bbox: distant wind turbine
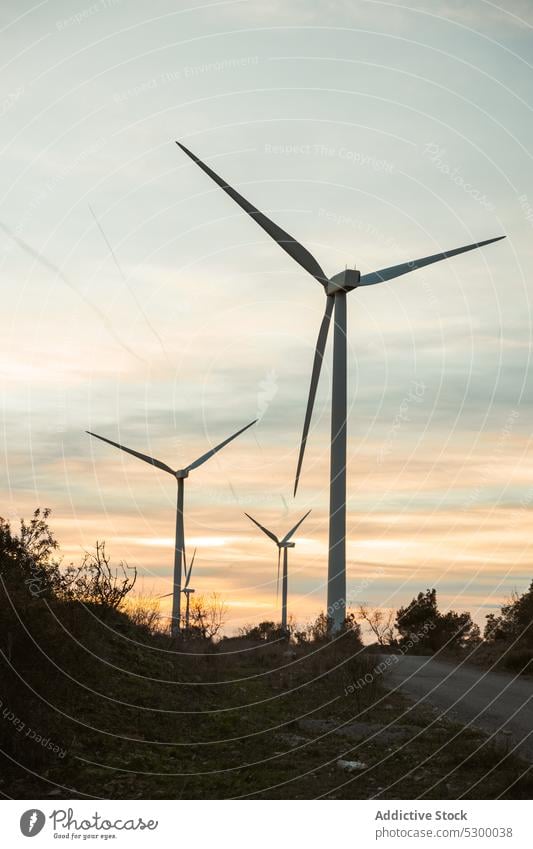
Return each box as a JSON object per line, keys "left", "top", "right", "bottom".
{"left": 182, "top": 548, "right": 196, "bottom": 632}
{"left": 245, "top": 510, "right": 311, "bottom": 633}
{"left": 87, "top": 419, "right": 256, "bottom": 634}
{"left": 176, "top": 141, "right": 506, "bottom": 632}
{"left": 160, "top": 547, "right": 196, "bottom": 632}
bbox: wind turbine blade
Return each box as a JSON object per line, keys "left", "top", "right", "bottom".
{"left": 294, "top": 296, "right": 334, "bottom": 496}
{"left": 86, "top": 431, "right": 175, "bottom": 475}
{"left": 182, "top": 539, "right": 187, "bottom": 583}
{"left": 276, "top": 546, "right": 281, "bottom": 601}
{"left": 185, "top": 548, "right": 196, "bottom": 588}
{"left": 184, "top": 419, "right": 256, "bottom": 472}
{"left": 281, "top": 509, "right": 312, "bottom": 544}
{"left": 244, "top": 513, "right": 279, "bottom": 545}
{"left": 176, "top": 142, "right": 329, "bottom": 289}
{"left": 158, "top": 592, "right": 173, "bottom": 599}
{"left": 348, "top": 236, "right": 506, "bottom": 287}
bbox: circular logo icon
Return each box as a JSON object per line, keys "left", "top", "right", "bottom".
{"left": 20, "top": 810, "right": 46, "bottom": 837}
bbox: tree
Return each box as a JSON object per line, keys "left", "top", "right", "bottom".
{"left": 188, "top": 592, "right": 226, "bottom": 640}
{"left": 0, "top": 511, "right": 137, "bottom": 614}
{"left": 484, "top": 581, "right": 533, "bottom": 648}
{"left": 291, "top": 612, "right": 330, "bottom": 644}
{"left": 61, "top": 541, "right": 136, "bottom": 610}
{"left": 357, "top": 604, "right": 395, "bottom": 646}
{"left": 437, "top": 610, "right": 480, "bottom": 650}
{"left": 0, "top": 508, "right": 62, "bottom": 598}
{"left": 239, "top": 620, "right": 285, "bottom": 642}
{"left": 292, "top": 611, "right": 363, "bottom": 646}
{"left": 396, "top": 588, "right": 479, "bottom": 652}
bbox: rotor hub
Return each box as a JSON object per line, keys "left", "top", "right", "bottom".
{"left": 326, "top": 267, "right": 360, "bottom": 295}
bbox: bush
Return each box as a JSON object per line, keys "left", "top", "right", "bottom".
{"left": 125, "top": 595, "right": 163, "bottom": 635}
{"left": 239, "top": 620, "right": 286, "bottom": 642}
{"left": 60, "top": 541, "right": 136, "bottom": 610}
{"left": 187, "top": 592, "right": 226, "bottom": 641}
{"left": 396, "top": 588, "right": 480, "bottom": 653}
{"left": 501, "top": 648, "right": 533, "bottom": 674}
{"left": 484, "top": 581, "right": 533, "bottom": 649}
{"left": 1, "top": 510, "right": 136, "bottom": 616}
{"left": 0, "top": 508, "right": 62, "bottom": 599}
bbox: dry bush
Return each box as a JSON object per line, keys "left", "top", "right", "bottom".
{"left": 61, "top": 541, "right": 136, "bottom": 610}
{"left": 188, "top": 592, "right": 226, "bottom": 641}
{"left": 125, "top": 594, "right": 163, "bottom": 635}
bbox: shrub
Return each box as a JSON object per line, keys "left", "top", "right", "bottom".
{"left": 239, "top": 620, "right": 286, "bottom": 642}
{"left": 396, "top": 588, "right": 479, "bottom": 652}
{"left": 484, "top": 581, "right": 533, "bottom": 649}
{"left": 60, "top": 541, "right": 136, "bottom": 610}
{"left": 0, "top": 508, "right": 62, "bottom": 599}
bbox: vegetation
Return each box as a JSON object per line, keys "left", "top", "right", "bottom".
{"left": 1, "top": 509, "right": 531, "bottom": 800}
{"left": 395, "top": 588, "right": 480, "bottom": 653}
{"left": 0, "top": 509, "right": 136, "bottom": 609}
{"left": 187, "top": 592, "right": 227, "bottom": 640}
{"left": 357, "top": 604, "right": 395, "bottom": 647}
{"left": 481, "top": 581, "right": 533, "bottom": 673}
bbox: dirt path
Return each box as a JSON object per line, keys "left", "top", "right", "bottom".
{"left": 380, "top": 654, "right": 533, "bottom": 760}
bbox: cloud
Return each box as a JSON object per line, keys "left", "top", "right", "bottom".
{"left": 220, "top": 0, "right": 533, "bottom": 30}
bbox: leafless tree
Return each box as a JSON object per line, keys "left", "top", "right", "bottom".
{"left": 357, "top": 603, "right": 395, "bottom": 646}
{"left": 188, "top": 592, "right": 226, "bottom": 640}
{"left": 62, "top": 541, "right": 136, "bottom": 609}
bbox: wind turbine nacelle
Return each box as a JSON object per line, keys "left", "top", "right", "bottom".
{"left": 281, "top": 541, "right": 296, "bottom": 549}
{"left": 175, "top": 469, "right": 189, "bottom": 479}
{"left": 327, "top": 268, "right": 361, "bottom": 295}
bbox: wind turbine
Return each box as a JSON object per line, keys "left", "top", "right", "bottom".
{"left": 176, "top": 141, "right": 505, "bottom": 633}
{"left": 87, "top": 419, "right": 256, "bottom": 635}
{"left": 245, "top": 510, "right": 311, "bottom": 633}
{"left": 182, "top": 548, "right": 196, "bottom": 632}
{"left": 159, "top": 547, "right": 196, "bottom": 632}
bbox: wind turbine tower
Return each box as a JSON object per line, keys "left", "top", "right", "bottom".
{"left": 245, "top": 510, "right": 311, "bottom": 633}
{"left": 87, "top": 419, "right": 256, "bottom": 634}
{"left": 177, "top": 141, "right": 505, "bottom": 632}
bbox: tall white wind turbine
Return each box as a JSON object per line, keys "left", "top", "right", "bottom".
{"left": 245, "top": 510, "right": 311, "bottom": 633}
{"left": 87, "top": 420, "right": 256, "bottom": 634}
{"left": 177, "top": 141, "right": 505, "bottom": 632}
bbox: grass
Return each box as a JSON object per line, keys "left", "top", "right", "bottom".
{"left": 1, "top": 597, "right": 532, "bottom": 800}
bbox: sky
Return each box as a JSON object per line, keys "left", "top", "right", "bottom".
{"left": 1, "top": 0, "right": 533, "bottom": 636}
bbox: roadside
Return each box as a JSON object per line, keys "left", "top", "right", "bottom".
{"left": 379, "top": 653, "right": 533, "bottom": 761}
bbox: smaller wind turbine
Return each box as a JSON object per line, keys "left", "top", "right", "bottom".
{"left": 160, "top": 547, "right": 196, "bottom": 632}
{"left": 182, "top": 548, "right": 196, "bottom": 632}
{"left": 245, "top": 510, "right": 311, "bottom": 633}
{"left": 87, "top": 418, "right": 256, "bottom": 635}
